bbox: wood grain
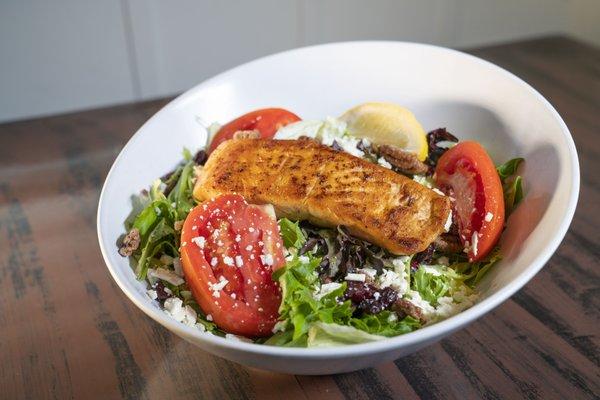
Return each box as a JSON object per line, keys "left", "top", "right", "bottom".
{"left": 0, "top": 36, "right": 598, "bottom": 399}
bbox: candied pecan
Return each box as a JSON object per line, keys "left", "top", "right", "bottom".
{"left": 434, "top": 233, "right": 463, "bottom": 254}
{"left": 174, "top": 220, "right": 184, "bottom": 231}
{"left": 298, "top": 135, "right": 319, "bottom": 142}
{"left": 232, "top": 130, "right": 260, "bottom": 139}
{"left": 393, "top": 298, "right": 425, "bottom": 323}
{"left": 377, "top": 144, "right": 429, "bottom": 175}
{"left": 118, "top": 228, "right": 140, "bottom": 257}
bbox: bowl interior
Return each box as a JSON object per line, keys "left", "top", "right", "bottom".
{"left": 98, "top": 42, "right": 578, "bottom": 359}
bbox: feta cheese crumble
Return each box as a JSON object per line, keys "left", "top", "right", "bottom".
{"left": 209, "top": 277, "right": 229, "bottom": 298}
{"left": 345, "top": 273, "right": 366, "bottom": 282}
{"left": 148, "top": 268, "right": 184, "bottom": 286}
{"left": 377, "top": 157, "right": 392, "bottom": 169}
{"left": 225, "top": 333, "right": 253, "bottom": 342}
{"left": 313, "top": 282, "right": 343, "bottom": 300}
{"left": 163, "top": 297, "right": 197, "bottom": 327}
{"left": 235, "top": 255, "right": 244, "bottom": 268}
{"left": 173, "top": 258, "right": 183, "bottom": 276}
{"left": 413, "top": 174, "right": 434, "bottom": 188}
{"left": 485, "top": 212, "right": 494, "bottom": 222}
{"left": 191, "top": 236, "right": 206, "bottom": 248}
{"left": 444, "top": 210, "right": 453, "bottom": 232}
{"left": 472, "top": 231, "right": 479, "bottom": 257}
{"left": 260, "top": 254, "right": 274, "bottom": 266}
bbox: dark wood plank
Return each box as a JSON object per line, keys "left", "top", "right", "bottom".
{"left": 0, "top": 36, "right": 598, "bottom": 400}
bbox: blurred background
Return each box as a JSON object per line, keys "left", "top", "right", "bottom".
{"left": 1, "top": 0, "right": 599, "bottom": 123}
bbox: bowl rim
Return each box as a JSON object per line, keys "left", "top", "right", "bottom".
{"left": 97, "top": 40, "right": 580, "bottom": 358}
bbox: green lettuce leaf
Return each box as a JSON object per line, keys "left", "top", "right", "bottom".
{"left": 307, "top": 322, "right": 385, "bottom": 346}
{"left": 496, "top": 157, "right": 525, "bottom": 215}
{"left": 496, "top": 158, "right": 524, "bottom": 180}
{"left": 167, "top": 161, "right": 196, "bottom": 220}
{"left": 350, "top": 313, "right": 420, "bottom": 337}
{"left": 450, "top": 248, "right": 502, "bottom": 288}
{"left": 136, "top": 219, "right": 175, "bottom": 279}
{"left": 412, "top": 265, "right": 464, "bottom": 305}
{"left": 503, "top": 175, "right": 524, "bottom": 215}
{"left": 278, "top": 218, "right": 306, "bottom": 249}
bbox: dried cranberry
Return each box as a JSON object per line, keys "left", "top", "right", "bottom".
{"left": 345, "top": 281, "right": 376, "bottom": 303}
{"left": 344, "top": 282, "right": 398, "bottom": 315}
{"left": 359, "top": 287, "right": 398, "bottom": 314}
{"left": 154, "top": 282, "right": 170, "bottom": 301}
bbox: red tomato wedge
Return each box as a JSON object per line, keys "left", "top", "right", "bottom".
{"left": 208, "top": 108, "right": 301, "bottom": 153}
{"left": 180, "top": 194, "right": 285, "bottom": 337}
{"left": 435, "top": 141, "right": 505, "bottom": 261}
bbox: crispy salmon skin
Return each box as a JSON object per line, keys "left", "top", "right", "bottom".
{"left": 194, "top": 138, "right": 451, "bottom": 255}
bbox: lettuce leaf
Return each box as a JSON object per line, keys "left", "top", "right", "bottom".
{"left": 411, "top": 265, "right": 465, "bottom": 305}
{"left": 496, "top": 157, "right": 524, "bottom": 180}
{"left": 503, "top": 175, "right": 524, "bottom": 215}
{"left": 496, "top": 157, "right": 525, "bottom": 215}
{"left": 278, "top": 218, "right": 306, "bottom": 249}
{"left": 350, "top": 313, "right": 420, "bottom": 336}
{"left": 450, "top": 248, "right": 502, "bottom": 288}
{"left": 413, "top": 267, "right": 452, "bottom": 305}
{"left": 307, "top": 322, "right": 385, "bottom": 346}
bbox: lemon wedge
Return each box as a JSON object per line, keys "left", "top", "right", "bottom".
{"left": 339, "top": 102, "right": 428, "bottom": 161}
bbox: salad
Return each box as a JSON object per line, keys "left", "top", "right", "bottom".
{"left": 118, "top": 102, "right": 524, "bottom": 346}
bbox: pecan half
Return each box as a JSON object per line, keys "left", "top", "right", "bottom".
{"left": 232, "top": 130, "right": 261, "bottom": 139}
{"left": 392, "top": 298, "right": 425, "bottom": 323}
{"left": 377, "top": 144, "right": 429, "bottom": 175}
{"left": 434, "top": 233, "right": 463, "bottom": 254}
{"left": 118, "top": 228, "right": 140, "bottom": 257}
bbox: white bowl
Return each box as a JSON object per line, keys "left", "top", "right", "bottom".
{"left": 97, "top": 41, "right": 579, "bottom": 375}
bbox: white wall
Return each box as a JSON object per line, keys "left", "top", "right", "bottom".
{"left": 1, "top": 0, "right": 598, "bottom": 123}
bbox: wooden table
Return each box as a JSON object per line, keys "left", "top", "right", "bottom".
{"left": 1, "top": 36, "right": 598, "bottom": 399}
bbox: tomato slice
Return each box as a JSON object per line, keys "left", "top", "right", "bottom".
{"left": 435, "top": 141, "right": 505, "bottom": 261}
{"left": 180, "top": 194, "right": 285, "bottom": 337}
{"left": 208, "top": 108, "right": 301, "bottom": 153}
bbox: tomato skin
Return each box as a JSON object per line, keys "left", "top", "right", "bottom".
{"left": 208, "top": 108, "right": 301, "bottom": 153}
{"left": 180, "top": 195, "right": 285, "bottom": 337}
{"left": 435, "top": 141, "right": 505, "bottom": 261}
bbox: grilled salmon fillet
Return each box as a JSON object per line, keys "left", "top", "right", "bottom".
{"left": 194, "top": 138, "right": 451, "bottom": 255}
